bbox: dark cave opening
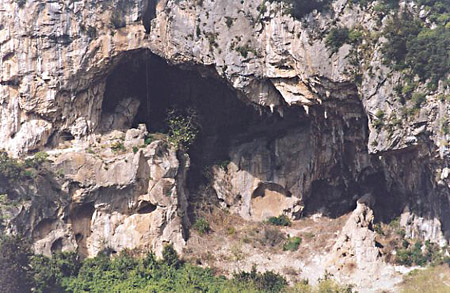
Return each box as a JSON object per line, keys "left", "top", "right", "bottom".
{"left": 100, "top": 49, "right": 308, "bottom": 191}
{"left": 99, "top": 49, "right": 407, "bottom": 223}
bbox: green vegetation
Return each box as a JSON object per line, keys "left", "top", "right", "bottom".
{"left": 144, "top": 134, "right": 154, "bottom": 145}
{"left": 235, "top": 44, "right": 258, "bottom": 58}
{"left": 0, "top": 150, "right": 48, "bottom": 182}
{"left": 269, "top": 0, "right": 332, "bottom": 20}
{"left": 32, "top": 252, "right": 81, "bottom": 293}
{"left": 1, "top": 236, "right": 292, "bottom": 293}
{"left": 382, "top": 5, "right": 449, "bottom": 89}
{"left": 110, "top": 141, "right": 125, "bottom": 153}
{"left": 192, "top": 217, "right": 210, "bottom": 235}
{"left": 395, "top": 240, "right": 449, "bottom": 266}
{"left": 0, "top": 235, "right": 33, "bottom": 293}
{"left": 167, "top": 108, "right": 199, "bottom": 150}
{"left": 283, "top": 236, "right": 302, "bottom": 251}
{"left": 266, "top": 215, "right": 291, "bottom": 226}
{"left": 373, "top": 109, "right": 385, "bottom": 129}
{"left": 0, "top": 235, "right": 369, "bottom": 292}
{"left": 290, "top": 276, "right": 355, "bottom": 292}
{"left": 325, "top": 27, "right": 363, "bottom": 54}
{"left": 410, "top": 92, "right": 426, "bottom": 110}
{"left": 233, "top": 265, "right": 287, "bottom": 292}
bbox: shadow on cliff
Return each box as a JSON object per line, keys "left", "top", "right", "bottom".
{"left": 97, "top": 49, "right": 449, "bottom": 239}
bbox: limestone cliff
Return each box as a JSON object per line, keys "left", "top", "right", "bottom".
{"left": 0, "top": 0, "right": 449, "bottom": 290}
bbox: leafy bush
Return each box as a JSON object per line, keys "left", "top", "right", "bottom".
{"left": 410, "top": 92, "right": 426, "bottom": 109}
{"left": 167, "top": 108, "right": 199, "bottom": 150}
{"left": 1, "top": 238, "right": 362, "bottom": 292}
{"left": 283, "top": 236, "right": 302, "bottom": 251}
{"left": 0, "top": 235, "right": 34, "bottom": 293}
{"left": 47, "top": 244, "right": 269, "bottom": 292}
{"left": 31, "top": 252, "right": 81, "bottom": 293}
{"left": 192, "top": 217, "right": 210, "bottom": 235}
{"left": 395, "top": 240, "right": 450, "bottom": 266}
{"left": 24, "top": 151, "right": 49, "bottom": 169}
{"left": 382, "top": 6, "right": 449, "bottom": 88}
{"left": 0, "top": 150, "right": 41, "bottom": 182}
{"left": 235, "top": 44, "right": 258, "bottom": 58}
{"left": 162, "top": 244, "right": 181, "bottom": 268}
{"left": 266, "top": 215, "right": 291, "bottom": 226}
{"left": 233, "top": 265, "right": 288, "bottom": 293}
{"left": 144, "top": 134, "right": 154, "bottom": 145}
{"left": 110, "top": 141, "right": 125, "bottom": 153}
{"left": 326, "top": 27, "right": 350, "bottom": 53}
{"left": 373, "top": 109, "right": 385, "bottom": 129}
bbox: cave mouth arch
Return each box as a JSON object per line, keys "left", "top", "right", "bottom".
{"left": 99, "top": 49, "right": 307, "bottom": 190}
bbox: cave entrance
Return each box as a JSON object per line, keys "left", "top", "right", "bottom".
{"left": 100, "top": 49, "right": 306, "bottom": 191}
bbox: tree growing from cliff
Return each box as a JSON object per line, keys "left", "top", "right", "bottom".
{"left": 167, "top": 108, "right": 200, "bottom": 150}
{"left": 0, "top": 235, "right": 34, "bottom": 293}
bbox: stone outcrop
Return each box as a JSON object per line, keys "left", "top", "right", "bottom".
{"left": 1, "top": 125, "right": 189, "bottom": 257}
{"left": 328, "top": 195, "right": 401, "bottom": 290}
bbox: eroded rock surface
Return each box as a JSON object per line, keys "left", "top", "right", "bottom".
{"left": 2, "top": 126, "right": 189, "bottom": 257}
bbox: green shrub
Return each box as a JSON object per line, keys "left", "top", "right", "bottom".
{"left": 0, "top": 235, "right": 34, "bottom": 293}
{"left": 192, "top": 218, "right": 210, "bottom": 235}
{"left": 24, "top": 151, "right": 49, "bottom": 169}
{"left": 325, "top": 27, "right": 350, "bottom": 54}
{"left": 233, "top": 265, "right": 288, "bottom": 293}
{"left": 31, "top": 252, "right": 81, "bottom": 293}
{"left": 382, "top": 7, "right": 449, "bottom": 88}
{"left": 411, "top": 92, "right": 426, "bottom": 109}
{"left": 235, "top": 44, "right": 258, "bottom": 58}
{"left": 395, "top": 240, "right": 449, "bottom": 266}
{"left": 132, "top": 146, "right": 139, "bottom": 154}
{"left": 144, "top": 134, "right": 154, "bottom": 145}
{"left": 283, "top": 236, "right": 302, "bottom": 251}
{"left": 162, "top": 244, "right": 180, "bottom": 268}
{"left": 266, "top": 215, "right": 291, "bottom": 226}
{"left": 373, "top": 109, "right": 385, "bottom": 129}
{"left": 167, "top": 108, "right": 199, "bottom": 150}
{"left": 0, "top": 150, "right": 35, "bottom": 182}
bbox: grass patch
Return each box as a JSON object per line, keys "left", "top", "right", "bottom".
{"left": 400, "top": 265, "right": 450, "bottom": 293}
{"left": 283, "top": 236, "right": 302, "bottom": 251}
{"left": 192, "top": 218, "right": 210, "bottom": 235}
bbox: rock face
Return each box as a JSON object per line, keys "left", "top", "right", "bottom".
{"left": 1, "top": 126, "right": 189, "bottom": 257}
{"left": 328, "top": 195, "right": 400, "bottom": 289}
{"left": 0, "top": 0, "right": 449, "bottom": 288}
